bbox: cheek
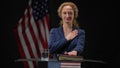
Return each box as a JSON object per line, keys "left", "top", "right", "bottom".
{"left": 61, "top": 15, "right": 66, "bottom": 19}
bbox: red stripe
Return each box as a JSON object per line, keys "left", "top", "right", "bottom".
{"left": 44, "top": 15, "right": 50, "bottom": 47}
{"left": 22, "top": 29, "right": 34, "bottom": 58}
{"left": 46, "top": 15, "right": 50, "bottom": 31}
{"left": 23, "top": 7, "right": 35, "bottom": 59}
{"left": 28, "top": 8, "right": 41, "bottom": 58}
{"left": 44, "top": 17, "right": 49, "bottom": 48}
{"left": 21, "top": 15, "right": 26, "bottom": 32}
{"left": 14, "top": 8, "right": 30, "bottom": 68}
{"left": 36, "top": 21, "right": 46, "bottom": 49}
{"left": 41, "top": 18, "right": 48, "bottom": 49}
{"left": 26, "top": 6, "right": 37, "bottom": 68}
{"left": 13, "top": 27, "right": 29, "bottom": 68}
{"left": 29, "top": 22, "right": 41, "bottom": 58}
{"left": 21, "top": 6, "right": 35, "bottom": 68}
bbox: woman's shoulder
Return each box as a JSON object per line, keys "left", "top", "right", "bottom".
{"left": 78, "top": 28, "right": 85, "bottom": 34}
{"left": 79, "top": 28, "right": 85, "bottom": 32}
{"left": 73, "top": 26, "right": 85, "bottom": 33}
{"left": 50, "top": 27, "right": 60, "bottom": 32}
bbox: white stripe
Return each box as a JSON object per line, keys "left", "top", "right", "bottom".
{"left": 38, "top": 20, "right": 46, "bottom": 53}
{"left": 30, "top": 7, "right": 44, "bottom": 57}
{"left": 29, "top": 0, "right": 31, "bottom": 6}
{"left": 23, "top": 7, "right": 39, "bottom": 58}
{"left": 38, "top": 40, "right": 44, "bottom": 57}
{"left": 18, "top": 23, "right": 34, "bottom": 68}
{"left": 25, "top": 26, "right": 38, "bottom": 58}
{"left": 43, "top": 16, "right": 49, "bottom": 43}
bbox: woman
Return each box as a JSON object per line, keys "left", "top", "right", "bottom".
{"left": 48, "top": 2, "right": 85, "bottom": 57}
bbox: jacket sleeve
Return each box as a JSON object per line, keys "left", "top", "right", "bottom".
{"left": 48, "top": 28, "right": 68, "bottom": 54}
{"left": 74, "top": 29, "right": 85, "bottom": 55}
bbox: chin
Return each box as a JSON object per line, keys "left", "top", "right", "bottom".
{"left": 66, "top": 21, "right": 71, "bottom": 23}
{"left": 65, "top": 21, "right": 72, "bottom": 23}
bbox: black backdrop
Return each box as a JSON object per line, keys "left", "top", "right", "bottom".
{"left": 0, "top": 0, "right": 118, "bottom": 68}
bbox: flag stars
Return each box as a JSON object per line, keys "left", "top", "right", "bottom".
{"left": 41, "top": 6, "right": 43, "bottom": 9}
{"left": 35, "top": 1, "right": 38, "bottom": 5}
{"left": 35, "top": 16, "right": 38, "bottom": 20}
{"left": 45, "top": 10, "right": 48, "bottom": 13}
{"left": 32, "top": 0, "right": 48, "bottom": 20}
{"left": 36, "top": 12, "right": 39, "bottom": 15}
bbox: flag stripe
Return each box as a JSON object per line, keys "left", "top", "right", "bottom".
{"left": 35, "top": 21, "right": 44, "bottom": 51}
{"left": 38, "top": 20, "right": 47, "bottom": 49}
{"left": 25, "top": 26, "right": 37, "bottom": 68}
{"left": 22, "top": 3, "right": 38, "bottom": 68}
{"left": 13, "top": 0, "right": 50, "bottom": 68}
{"left": 18, "top": 23, "right": 34, "bottom": 68}
{"left": 21, "top": 6, "right": 36, "bottom": 68}
{"left": 29, "top": 4, "right": 42, "bottom": 58}
{"left": 42, "top": 17, "right": 48, "bottom": 48}
{"left": 44, "top": 15, "right": 50, "bottom": 43}
{"left": 14, "top": 26, "right": 29, "bottom": 68}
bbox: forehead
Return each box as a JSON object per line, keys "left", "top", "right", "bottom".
{"left": 62, "top": 5, "right": 73, "bottom": 11}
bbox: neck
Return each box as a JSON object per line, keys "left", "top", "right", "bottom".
{"left": 63, "top": 24, "right": 72, "bottom": 32}
{"left": 63, "top": 22, "right": 72, "bottom": 29}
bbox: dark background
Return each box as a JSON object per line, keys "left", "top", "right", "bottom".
{"left": 0, "top": 0, "right": 118, "bottom": 68}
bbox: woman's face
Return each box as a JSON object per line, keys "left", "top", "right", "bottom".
{"left": 61, "top": 5, "right": 74, "bottom": 24}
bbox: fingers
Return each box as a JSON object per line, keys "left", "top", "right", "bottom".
{"left": 65, "top": 30, "right": 78, "bottom": 41}
{"left": 64, "top": 51, "right": 77, "bottom": 56}
{"left": 64, "top": 51, "right": 68, "bottom": 55}
{"left": 67, "top": 51, "right": 77, "bottom": 56}
{"left": 71, "top": 30, "right": 78, "bottom": 38}
{"left": 72, "top": 30, "right": 78, "bottom": 35}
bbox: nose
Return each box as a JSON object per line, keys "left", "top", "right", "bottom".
{"left": 66, "top": 13, "right": 70, "bottom": 17}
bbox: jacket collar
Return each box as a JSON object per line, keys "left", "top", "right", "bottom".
{"left": 58, "top": 25, "right": 78, "bottom": 37}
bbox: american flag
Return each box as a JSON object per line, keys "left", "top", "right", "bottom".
{"left": 13, "top": 0, "right": 50, "bottom": 68}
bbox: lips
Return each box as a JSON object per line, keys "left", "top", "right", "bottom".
{"left": 66, "top": 17, "right": 71, "bottom": 20}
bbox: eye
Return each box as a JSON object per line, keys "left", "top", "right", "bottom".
{"left": 63, "top": 12, "right": 66, "bottom": 14}
{"left": 68, "top": 12, "right": 73, "bottom": 15}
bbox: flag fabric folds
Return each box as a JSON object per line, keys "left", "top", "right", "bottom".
{"left": 13, "top": 0, "right": 50, "bottom": 68}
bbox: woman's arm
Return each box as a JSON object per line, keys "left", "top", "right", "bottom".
{"left": 66, "top": 29, "right": 85, "bottom": 56}
{"left": 48, "top": 28, "right": 68, "bottom": 54}
{"left": 74, "top": 29, "right": 85, "bottom": 55}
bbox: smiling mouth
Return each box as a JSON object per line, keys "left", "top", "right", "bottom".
{"left": 66, "top": 18, "right": 72, "bottom": 20}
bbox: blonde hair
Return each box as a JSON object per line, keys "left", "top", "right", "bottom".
{"left": 58, "top": 2, "right": 79, "bottom": 27}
